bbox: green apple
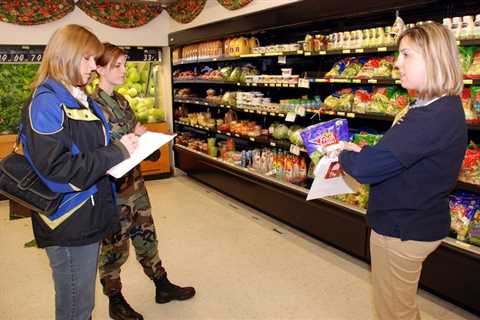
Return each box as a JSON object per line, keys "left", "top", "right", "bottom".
{"left": 127, "top": 88, "right": 138, "bottom": 97}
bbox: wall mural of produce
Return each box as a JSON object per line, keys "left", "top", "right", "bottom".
{"left": 0, "top": 64, "right": 38, "bottom": 134}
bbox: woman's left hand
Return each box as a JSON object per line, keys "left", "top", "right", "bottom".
{"left": 342, "top": 142, "right": 362, "bottom": 153}
{"left": 134, "top": 122, "right": 147, "bottom": 136}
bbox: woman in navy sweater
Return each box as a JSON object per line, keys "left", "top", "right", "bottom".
{"left": 339, "top": 23, "right": 467, "bottom": 320}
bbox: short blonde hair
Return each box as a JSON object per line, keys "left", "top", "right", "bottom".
{"left": 398, "top": 22, "right": 463, "bottom": 99}
{"left": 32, "top": 24, "right": 104, "bottom": 89}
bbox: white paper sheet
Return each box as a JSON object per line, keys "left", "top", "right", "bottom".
{"left": 107, "top": 131, "right": 176, "bottom": 179}
{"left": 306, "top": 155, "right": 361, "bottom": 201}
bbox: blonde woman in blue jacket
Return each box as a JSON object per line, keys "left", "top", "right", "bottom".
{"left": 22, "top": 25, "right": 138, "bottom": 320}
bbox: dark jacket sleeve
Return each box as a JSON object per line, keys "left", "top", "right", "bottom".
{"left": 339, "top": 146, "right": 404, "bottom": 184}
{"left": 26, "top": 94, "right": 127, "bottom": 192}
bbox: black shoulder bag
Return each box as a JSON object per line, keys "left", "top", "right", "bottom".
{"left": 0, "top": 94, "right": 62, "bottom": 216}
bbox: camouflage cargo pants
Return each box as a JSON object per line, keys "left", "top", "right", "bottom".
{"left": 99, "top": 191, "right": 166, "bottom": 296}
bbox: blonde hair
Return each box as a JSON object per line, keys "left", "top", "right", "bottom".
{"left": 398, "top": 22, "right": 463, "bottom": 99}
{"left": 32, "top": 24, "right": 104, "bottom": 89}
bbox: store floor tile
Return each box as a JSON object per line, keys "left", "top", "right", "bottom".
{"left": 0, "top": 173, "right": 478, "bottom": 320}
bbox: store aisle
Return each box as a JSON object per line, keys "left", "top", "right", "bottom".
{"left": 0, "top": 173, "right": 478, "bottom": 320}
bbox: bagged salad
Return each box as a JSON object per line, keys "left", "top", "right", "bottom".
{"left": 300, "top": 118, "right": 349, "bottom": 165}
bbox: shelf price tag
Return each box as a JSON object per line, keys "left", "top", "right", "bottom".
{"left": 270, "top": 142, "right": 277, "bottom": 147}
{"left": 235, "top": 134, "right": 240, "bottom": 137}
{"left": 276, "top": 83, "right": 282, "bottom": 87}
{"left": 377, "top": 47, "right": 387, "bottom": 52}
{"left": 217, "top": 130, "right": 222, "bottom": 134}
{"left": 297, "top": 50, "right": 304, "bottom": 54}
{"left": 290, "top": 144, "right": 301, "bottom": 155}
{"left": 342, "top": 49, "right": 351, "bottom": 54}
{"left": 286, "top": 112, "right": 297, "bottom": 122}
{"left": 352, "top": 79, "right": 362, "bottom": 83}
{"left": 304, "top": 51, "right": 312, "bottom": 56}
{"left": 394, "top": 80, "right": 402, "bottom": 84}
{"left": 464, "top": 79, "right": 473, "bottom": 85}
{"left": 282, "top": 83, "right": 289, "bottom": 87}
{"left": 278, "top": 55, "right": 287, "bottom": 64}
{"left": 270, "top": 112, "right": 276, "bottom": 116}
{"left": 296, "top": 106, "right": 306, "bottom": 117}
{"left": 368, "top": 79, "right": 378, "bottom": 84}
{"left": 262, "top": 111, "right": 268, "bottom": 115}
{"left": 226, "top": 132, "right": 231, "bottom": 136}
{"left": 252, "top": 83, "right": 258, "bottom": 86}
{"left": 289, "top": 84, "right": 296, "bottom": 88}
{"left": 347, "top": 112, "right": 356, "bottom": 118}
{"left": 319, "top": 51, "right": 327, "bottom": 55}
{"left": 337, "top": 112, "right": 346, "bottom": 116}
{"left": 298, "top": 78, "right": 310, "bottom": 89}
{"left": 316, "top": 78, "right": 327, "bottom": 83}
{"left": 249, "top": 137, "right": 255, "bottom": 142}
{"left": 269, "top": 83, "right": 276, "bottom": 87}
{"left": 355, "top": 48, "right": 364, "bottom": 53}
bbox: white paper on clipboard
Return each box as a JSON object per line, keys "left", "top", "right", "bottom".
{"left": 306, "top": 155, "right": 360, "bottom": 201}
{"left": 107, "top": 131, "right": 176, "bottom": 179}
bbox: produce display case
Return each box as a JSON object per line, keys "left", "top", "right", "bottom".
{"left": 169, "top": 0, "right": 480, "bottom": 315}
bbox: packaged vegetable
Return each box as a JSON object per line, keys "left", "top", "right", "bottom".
{"left": 324, "top": 88, "right": 354, "bottom": 111}
{"left": 300, "top": 118, "right": 349, "bottom": 164}
{"left": 340, "top": 58, "right": 364, "bottom": 78}
{"left": 366, "top": 87, "right": 390, "bottom": 114}
{"left": 373, "top": 56, "right": 394, "bottom": 78}
{"left": 325, "top": 59, "right": 346, "bottom": 78}
{"left": 462, "top": 88, "right": 478, "bottom": 122}
{"left": 356, "top": 57, "right": 380, "bottom": 79}
{"left": 353, "top": 88, "right": 372, "bottom": 113}
{"left": 466, "top": 49, "right": 480, "bottom": 78}
{"left": 449, "top": 192, "right": 479, "bottom": 241}
{"left": 386, "top": 89, "right": 409, "bottom": 115}
{"left": 352, "top": 132, "right": 383, "bottom": 147}
{"left": 288, "top": 125, "right": 304, "bottom": 146}
{"left": 472, "top": 86, "right": 480, "bottom": 118}
{"left": 467, "top": 209, "right": 480, "bottom": 246}
{"left": 272, "top": 124, "right": 290, "bottom": 140}
{"left": 459, "top": 142, "right": 480, "bottom": 185}
{"left": 459, "top": 46, "right": 476, "bottom": 74}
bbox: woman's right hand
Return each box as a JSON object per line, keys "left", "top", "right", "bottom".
{"left": 119, "top": 133, "right": 139, "bottom": 155}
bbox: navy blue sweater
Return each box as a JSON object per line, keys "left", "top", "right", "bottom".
{"left": 339, "top": 96, "right": 467, "bottom": 241}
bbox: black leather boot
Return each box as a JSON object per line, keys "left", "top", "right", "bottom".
{"left": 108, "top": 292, "right": 144, "bottom": 320}
{"left": 154, "top": 276, "right": 196, "bottom": 304}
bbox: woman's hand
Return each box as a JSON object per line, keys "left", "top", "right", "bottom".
{"left": 119, "top": 133, "right": 139, "bottom": 155}
{"left": 134, "top": 122, "right": 147, "bottom": 136}
{"left": 343, "top": 142, "right": 362, "bottom": 153}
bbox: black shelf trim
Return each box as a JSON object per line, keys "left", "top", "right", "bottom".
{"left": 174, "top": 120, "right": 304, "bottom": 152}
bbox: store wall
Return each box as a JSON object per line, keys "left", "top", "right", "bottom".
{"left": 168, "top": 0, "right": 301, "bottom": 33}
{"left": 0, "top": 7, "right": 169, "bottom": 46}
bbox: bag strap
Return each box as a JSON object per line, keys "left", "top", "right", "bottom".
{"left": 17, "top": 82, "right": 57, "bottom": 154}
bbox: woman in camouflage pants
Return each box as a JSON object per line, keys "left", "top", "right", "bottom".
{"left": 93, "top": 43, "right": 195, "bottom": 320}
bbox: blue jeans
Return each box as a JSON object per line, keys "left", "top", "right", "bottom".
{"left": 46, "top": 242, "right": 100, "bottom": 320}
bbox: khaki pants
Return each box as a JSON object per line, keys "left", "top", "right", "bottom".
{"left": 370, "top": 230, "right": 441, "bottom": 320}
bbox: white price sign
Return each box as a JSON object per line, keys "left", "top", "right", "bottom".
{"left": 290, "top": 144, "right": 301, "bottom": 155}
{"left": 298, "top": 78, "right": 310, "bottom": 88}
{"left": 285, "top": 112, "right": 297, "bottom": 122}
{"left": 278, "top": 55, "right": 287, "bottom": 64}
{"left": 296, "top": 106, "right": 306, "bottom": 117}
